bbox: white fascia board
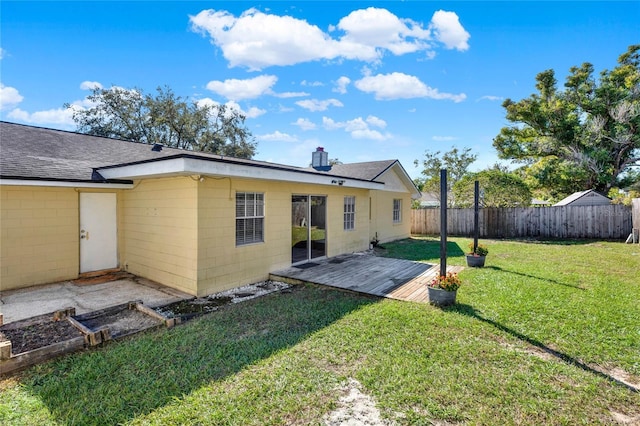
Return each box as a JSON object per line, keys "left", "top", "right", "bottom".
{"left": 96, "top": 157, "right": 384, "bottom": 190}
{"left": 0, "top": 179, "right": 133, "bottom": 189}
{"left": 379, "top": 163, "right": 421, "bottom": 199}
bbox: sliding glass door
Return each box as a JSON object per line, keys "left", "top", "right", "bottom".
{"left": 291, "top": 195, "right": 326, "bottom": 263}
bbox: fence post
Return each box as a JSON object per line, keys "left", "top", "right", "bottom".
{"left": 473, "top": 180, "right": 480, "bottom": 252}
{"left": 632, "top": 199, "right": 640, "bottom": 244}
{"left": 440, "top": 169, "right": 447, "bottom": 277}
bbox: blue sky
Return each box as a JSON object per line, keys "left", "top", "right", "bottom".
{"left": 1, "top": 1, "right": 638, "bottom": 179}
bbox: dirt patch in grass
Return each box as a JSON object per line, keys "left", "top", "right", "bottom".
{"left": 323, "top": 378, "right": 395, "bottom": 426}
{"left": 495, "top": 337, "right": 640, "bottom": 393}
{"left": 610, "top": 411, "right": 640, "bottom": 425}
{"left": 591, "top": 366, "right": 640, "bottom": 392}
{"left": 0, "top": 317, "right": 83, "bottom": 354}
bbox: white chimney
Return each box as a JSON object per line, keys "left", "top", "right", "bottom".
{"left": 311, "top": 147, "right": 331, "bottom": 171}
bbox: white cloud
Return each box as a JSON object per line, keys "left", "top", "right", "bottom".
{"left": 430, "top": 10, "right": 470, "bottom": 51}
{"left": 343, "top": 117, "right": 368, "bottom": 132}
{"left": 0, "top": 48, "right": 5, "bottom": 60}
{"left": 333, "top": 76, "right": 351, "bottom": 94}
{"left": 243, "top": 106, "right": 266, "bottom": 118}
{"left": 365, "top": 115, "right": 387, "bottom": 128}
{"left": 191, "top": 8, "right": 342, "bottom": 70}
{"left": 225, "top": 100, "right": 266, "bottom": 118}
{"left": 292, "top": 118, "right": 316, "bottom": 131}
{"left": 206, "top": 75, "right": 277, "bottom": 101}
{"left": 190, "top": 7, "right": 469, "bottom": 70}
{"left": 198, "top": 98, "right": 266, "bottom": 119}
{"left": 478, "top": 95, "right": 504, "bottom": 102}
{"left": 322, "top": 117, "right": 342, "bottom": 131}
{"left": 278, "top": 104, "right": 294, "bottom": 113}
{"left": 296, "top": 98, "right": 343, "bottom": 112}
{"left": 322, "top": 115, "right": 391, "bottom": 140}
{"left": 4, "top": 87, "right": 106, "bottom": 126}
{"left": 301, "top": 80, "right": 324, "bottom": 87}
{"left": 7, "top": 107, "right": 75, "bottom": 126}
{"left": 354, "top": 72, "right": 466, "bottom": 102}
{"left": 350, "top": 129, "right": 388, "bottom": 140}
{"left": 273, "top": 91, "right": 309, "bottom": 98}
{"left": 432, "top": 135, "right": 457, "bottom": 141}
{"left": 196, "top": 97, "right": 220, "bottom": 109}
{"left": 258, "top": 130, "right": 298, "bottom": 142}
{"left": 80, "top": 81, "right": 103, "bottom": 91}
{"left": 0, "top": 84, "right": 24, "bottom": 110}
{"left": 336, "top": 7, "right": 431, "bottom": 56}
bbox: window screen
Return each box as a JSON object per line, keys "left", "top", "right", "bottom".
{"left": 393, "top": 198, "right": 402, "bottom": 223}
{"left": 344, "top": 196, "right": 355, "bottom": 230}
{"left": 236, "top": 192, "right": 264, "bottom": 245}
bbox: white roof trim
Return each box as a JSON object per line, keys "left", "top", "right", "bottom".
{"left": 96, "top": 157, "right": 384, "bottom": 190}
{"left": 0, "top": 179, "right": 134, "bottom": 189}
{"left": 378, "top": 162, "right": 421, "bottom": 199}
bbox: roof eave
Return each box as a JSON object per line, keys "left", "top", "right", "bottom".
{"left": 0, "top": 177, "right": 134, "bottom": 189}
{"left": 95, "top": 157, "right": 385, "bottom": 190}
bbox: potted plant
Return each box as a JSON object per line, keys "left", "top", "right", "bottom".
{"left": 466, "top": 242, "right": 488, "bottom": 267}
{"left": 428, "top": 272, "right": 461, "bottom": 306}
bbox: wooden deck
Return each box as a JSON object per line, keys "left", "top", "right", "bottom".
{"left": 270, "top": 253, "right": 463, "bottom": 303}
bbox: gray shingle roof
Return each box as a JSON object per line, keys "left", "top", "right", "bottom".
{"left": 1, "top": 121, "right": 188, "bottom": 181}
{"left": 315, "top": 160, "right": 397, "bottom": 181}
{"left": 0, "top": 122, "right": 400, "bottom": 185}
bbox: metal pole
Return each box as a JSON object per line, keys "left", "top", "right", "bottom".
{"left": 474, "top": 180, "right": 480, "bottom": 253}
{"left": 440, "top": 169, "right": 447, "bottom": 277}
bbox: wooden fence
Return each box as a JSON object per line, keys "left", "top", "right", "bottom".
{"left": 411, "top": 204, "right": 633, "bottom": 239}
{"left": 633, "top": 199, "right": 640, "bottom": 230}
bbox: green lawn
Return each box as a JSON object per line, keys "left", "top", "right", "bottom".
{"left": 1, "top": 237, "right": 639, "bottom": 425}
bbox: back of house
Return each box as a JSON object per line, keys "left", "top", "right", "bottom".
{"left": 0, "top": 122, "right": 420, "bottom": 296}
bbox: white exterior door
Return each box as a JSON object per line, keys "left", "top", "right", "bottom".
{"left": 80, "top": 193, "right": 118, "bottom": 273}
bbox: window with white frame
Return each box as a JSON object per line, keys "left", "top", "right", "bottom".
{"left": 236, "top": 192, "right": 264, "bottom": 245}
{"left": 393, "top": 198, "right": 402, "bottom": 223}
{"left": 344, "top": 196, "right": 355, "bottom": 230}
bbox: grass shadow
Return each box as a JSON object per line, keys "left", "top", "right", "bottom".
{"left": 378, "top": 237, "right": 465, "bottom": 262}
{"left": 18, "top": 285, "right": 377, "bottom": 425}
{"left": 486, "top": 265, "right": 587, "bottom": 290}
{"left": 449, "top": 303, "right": 638, "bottom": 393}
{"left": 507, "top": 238, "right": 608, "bottom": 246}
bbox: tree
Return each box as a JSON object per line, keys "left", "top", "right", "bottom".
{"left": 493, "top": 45, "right": 640, "bottom": 200}
{"left": 66, "top": 86, "right": 257, "bottom": 159}
{"left": 453, "top": 167, "right": 532, "bottom": 208}
{"left": 608, "top": 188, "right": 640, "bottom": 206}
{"left": 414, "top": 147, "right": 477, "bottom": 206}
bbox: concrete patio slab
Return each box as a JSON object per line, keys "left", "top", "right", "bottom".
{"left": 0, "top": 275, "right": 192, "bottom": 324}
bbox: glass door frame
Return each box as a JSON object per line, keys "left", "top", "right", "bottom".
{"left": 291, "top": 194, "right": 327, "bottom": 265}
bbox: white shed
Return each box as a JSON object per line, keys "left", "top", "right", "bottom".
{"left": 553, "top": 190, "right": 611, "bottom": 207}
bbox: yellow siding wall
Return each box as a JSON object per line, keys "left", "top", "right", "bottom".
{"left": 368, "top": 166, "right": 414, "bottom": 243}
{"left": 326, "top": 188, "right": 371, "bottom": 256}
{"left": 1, "top": 171, "right": 412, "bottom": 295}
{"left": 195, "top": 178, "right": 370, "bottom": 296}
{"left": 121, "top": 177, "right": 198, "bottom": 295}
{"left": 370, "top": 190, "right": 412, "bottom": 244}
{"left": 1, "top": 186, "right": 79, "bottom": 290}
